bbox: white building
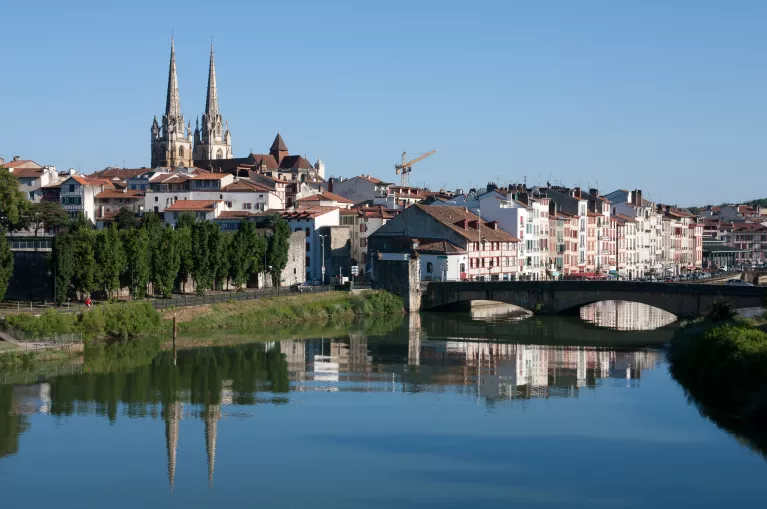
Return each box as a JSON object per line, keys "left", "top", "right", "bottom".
{"left": 59, "top": 175, "right": 114, "bottom": 221}
{"left": 275, "top": 207, "right": 341, "bottom": 282}
{"left": 4, "top": 162, "right": 59, "bottom": 202}
{"left": 340, "top": 205, "right": 399, "bottom": 267}
{"left": 164, "top": 200, "right": 227, "bottom": 227}
{"left": 329, "top": 175, "right": 391, "bottom": 205}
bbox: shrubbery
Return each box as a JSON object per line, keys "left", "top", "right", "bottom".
{"left": 3, "top": 301, "right": 165, "bottom": 340}
{"left": 669, "top": 323, "right": 767, "bottom": 421}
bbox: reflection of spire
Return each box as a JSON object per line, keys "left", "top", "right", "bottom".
{"left": 164, "top": 402, "right": 183, "bottom": 491}
{"left": 205, "top": 404, "right": 221, "bottom": 488}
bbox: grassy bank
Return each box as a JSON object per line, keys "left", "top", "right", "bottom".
{"left": 2, "top": 301, "right": 166, "bottom": 341}
{"left": 170, "top": 291, "right": 404, "bottom": 333}
{"left": 669, "top": 319, "right": 767, "bottom": 424}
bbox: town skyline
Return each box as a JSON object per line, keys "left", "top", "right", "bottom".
{"left": 2, "top": 1, "right": 766, "bottom": 205}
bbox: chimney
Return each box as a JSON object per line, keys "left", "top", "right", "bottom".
{"left": 589, "top": 188, "right": 598, "bottom": 198}
{"left": 489, "top": 220, "right": 499, "bottom": 230}
{"left": 412, "top": 239, "right": 420, "bottom": 251}
{"left": 13, "top": 155, "right": 21, "bottom": 162}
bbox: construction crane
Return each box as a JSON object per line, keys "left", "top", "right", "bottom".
{"left": 395, "top": 149, "right": 436, "bottom": 187}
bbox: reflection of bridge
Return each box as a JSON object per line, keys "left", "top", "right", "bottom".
{"left": 420, "top": 281, "right": 767, "bottom": 317}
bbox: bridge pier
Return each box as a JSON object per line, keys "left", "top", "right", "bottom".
{"left": 374, "top": 254, "right": 422, "bottom": 312}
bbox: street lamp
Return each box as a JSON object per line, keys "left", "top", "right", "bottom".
{"left": 319, "top": 234, "right": 327, "bottom": 284}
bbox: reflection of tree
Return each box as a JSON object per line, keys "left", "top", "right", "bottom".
{"left": 0, "top": 385, "right": 29, "bottom": 459}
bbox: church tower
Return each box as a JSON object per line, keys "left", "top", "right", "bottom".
{"left": 151, "top": 39, "right": 194, "bottom": 168}
{"left": 194, "top": 44, "right": 232, "bottom": 162}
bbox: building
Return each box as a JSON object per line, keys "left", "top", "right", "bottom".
{"left": 369, "top": 205, "right": 520, "bottom": 281}
{"left": 59, "top": 175, "right": 115, "bottom": 221}
{"left": 340, "top": 205, "right": 398, "bottom": 268}
{"left": 193, "top": 45, "right": 232, "bottom": 163}
{"left": 94, "top": 189, "right": 145, "bottom": 227}
{"left": 329, "top": 175, "right": 391, "bottom": 205}
{"left": 728, "top": 222, "right": 767, "bottom": 264}
{"left": 164, "top": 200, "right": 226, "bottom": 226}
{"left": 272, "top": 207, "right": 341, "bottom": 282}
{"left": 151, "top": 40, "right": 194, "bottom": 168}
{"left": 3, "top": 160, "right": 58, "bottom": 202}
{"left": 296, "top": 192, "right": 354, "bottom": 210}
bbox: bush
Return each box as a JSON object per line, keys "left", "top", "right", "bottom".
{"left": 669, "top": 324, "right": 767, "bottom": 420}
{"left": 707, "top": 299, "right": 737, "bottom": 321}
{"left": 3, "top": 301, "right": 164, "bottom": 340}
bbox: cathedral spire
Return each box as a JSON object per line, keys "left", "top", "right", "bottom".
{"left": 205, "top": 44, "right": 219, "bottom": 119}
{"left": 166, "top": 38, "right": 181, "bottom": 119}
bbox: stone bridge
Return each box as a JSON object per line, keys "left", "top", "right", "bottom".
{"left": 420, "top": 281, "right": 767, "bottom": 318}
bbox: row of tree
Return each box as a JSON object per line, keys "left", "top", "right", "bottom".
{"left": 51, "top": 212, "right": 291, "bottom": 304}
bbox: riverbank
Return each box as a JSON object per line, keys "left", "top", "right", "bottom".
{"left": 668, "top": 319, "right": 767, "bottom": 425}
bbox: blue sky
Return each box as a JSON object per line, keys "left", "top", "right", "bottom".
{"left": 1, "top": 0, "right": 765, "bottom": 205}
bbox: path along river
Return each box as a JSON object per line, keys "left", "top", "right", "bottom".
{"left": 1, "top": 301, "right": 766, "bottom": 508}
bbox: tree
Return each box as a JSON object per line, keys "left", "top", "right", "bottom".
{"left": 26, "top": 201, "right": 68, "bottom": 236}
{"left": 176, "top": 212, "right": 196, "bottom": 230}
{"left": 121, "top": 228, "right": 150, "bottom": 299}
{"left": 0, "top": 228, "right": 13, "bottom": 301}
{"left": 229, "top": 222, "right": 253, "bottom": 289}
{"left": 244, "top": 222, "right": 267, "bottom": 285}
{"left": 115, "top": 207, "right": 139, "bottom": 230}
{"left": 0, "top": 170, "right": 30, "bottom": 231}
{"left": 155, "top": 226, "right": 181, "bottom": 298}
{"left": 266, "top": 217, "right": 291, "bottom": 286}
{"left": 216, "top": 232, "right": 233, "bottom": 291}
{"left": 69, "top": 212, "right": 94, "bottom": 233}
{"left": 95, "top": 225, "right": 126, "bottom": 298}
{"left": 70, "top": 226, "right": 97, "bottom": 298}
{"left": 191, "top": 221, "right": 215, "bottom": 295}
{"left": 144, "top": 213, "right": 164, "bottom": 296}
{"left": 175, "top": 224, "right": 193, "bottom": 294}
{"left": 52, "top": 233, "right": 75, "bottom": 305}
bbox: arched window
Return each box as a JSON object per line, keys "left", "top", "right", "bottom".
{"left": 179, "top": 146, "right": 185, "bottom": 159}
{"left": 216, "top": 148, "right": 223, "bottom": 159}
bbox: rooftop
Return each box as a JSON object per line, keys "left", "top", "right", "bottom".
{"left": 417, "top": 205, "right": 520, "bottom": 243}
{"left": 166, "top": 200, "right": 221, "bottom": 212}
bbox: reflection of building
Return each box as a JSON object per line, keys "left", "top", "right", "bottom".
{"left": 579, "top": 300, "right": 676, "bottom": 330}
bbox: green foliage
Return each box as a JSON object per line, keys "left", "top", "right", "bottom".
{"left": 175, "top": 223, "right": 193, "bottom": 293}
{"left": 176, "top": 211, "right": 195, "bottom": 230}
{"left": 26, "top": 201, "right": 68, "bottom": 235}
{"left": 216, "top": 232, "right": 233, "bottom": 291}
{"left": 707, "top": 299, "right": 737, "bottom": 321}
{"left": 4, "top": 301, "right": 164, "bottom": 340}
{"left": 266, "top": 217, "right": 291, "bottom": 285}
{"left": 0, "top": 170, "right": 30, "bottom": 231}
{"left": 191, "top": 221, "right": 218, "bottom": 294}
{"left": 52, "top": 232, "right": 75, "bottom": 305}
{"left": 229, "top": 221, "right": 252, "bottom": 288}
{"left": 155, "top": 226, "right": 181, "bottom": 298}
{"left": 95, "top": 225, "right": 126, "bottom": 298}
{"left": 70, "top": 223, "right": 97, "bottom": 297}
{"left": 69, "top": 212, "right": 94, "bottom": 232}
{"left": 144, "top": 212, "right": 164, "bottom": 296}
{"left": 348, "top": 291, "right": 404, "bottom": 315}
{"left": 0, "top": 227, "right": 13, "bottom": 301}
{"left": 669, "top": 324, "right": 767, "bottom": 421}
{"left": 120, "top": 228, "right": 150, "bottom": 298}
{"left": 115, "top": 207, "right": 139, "bottom": 230}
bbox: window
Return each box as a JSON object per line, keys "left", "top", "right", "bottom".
{"left": 306, "top": 243, "right": 311, "bottom": 252}
{"left": 460, "top": 263, "right": 466, "bottom": 274}
{"left": 305, "top": 228, "right": 310, "bottom": 237}
{"left": 69, "top": 184, "right": 75, "bottom": 192}
{"left": 360, "top": 238, "right": 367, "bottom": 247}
{"left": 426, "top": 262, "right": 433, "bottom": 273}
{"left": 305, "top": 256, "right": 310, "bottom": 268}
{"left": 179, "top": 146, "right": 184, "bottom": 158}
{"left": 243, "top": 203, "right": 252, "bottom": 210}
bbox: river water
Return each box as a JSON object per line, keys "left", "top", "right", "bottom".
{"left": 1, "top": 301, "right": 766, "bottom": 508}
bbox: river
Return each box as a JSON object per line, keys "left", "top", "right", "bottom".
{"left": 1, "top": 301, "right": 766, "bottom": 508}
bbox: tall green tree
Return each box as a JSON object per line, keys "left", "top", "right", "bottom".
{"left": 243, "top": 222, "right": 267, "bottom": 284}
{"left": 0, "top": 170, "right": 30, "bottom": 231}
{"left": 155, "top": 226, "right": 181, "bottom": 298}
{"left": 95, "top": 225, "right": 126, "bottom": 298}
{"left": 69, "top": 212, "right": 94, "bottom": 233}
{"left": 176, "top": 212, "right": 196, "bottom": 230}
{"left": 144, "top": 213, "right": 164, "bottom": 296}
{"left": 115, "top": 207, "right": 139, "bottom": 230}
{"left": 71, "top": 225, "right": 97, "bottom": 298}
{"left": 216, "top": 232, "right": 233, "bottom": 291}
{"left": 121, "top": 228, "right": 150, "bottom": 299}
{"left": 191, "top": 221, "right": 214, "bottom": 295}
{"left": 0, "top": 228, "right": 13, "bottom": 301}
{"left": 175, "top": 224, "right": 193, "bottom": 294}
{"left": 229, "top": 222, "right": 252, "bottom": 289}
{"left": 266, "top": 217, "right": 291, "bottom": 285}
{"left": 26, "top": 201, "right": 68, "bottom": 236}
{"left": 52, "top": 232, "right": 75, "bottom": 305}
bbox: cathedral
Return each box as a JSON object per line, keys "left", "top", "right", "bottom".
{"left": 151, "top": 40, "right": 232, "bottom": 168}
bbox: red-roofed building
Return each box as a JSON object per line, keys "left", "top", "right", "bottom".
{"left": 328, "top": 175, "right": 393, "bottom": 205}
{"left": 59, "top": 175, "right": 116, "bottom": 221}
{"left": 296, "top": 191, "right": 355, "bottom": 209}
{"left": 164, "top": 200, "right": 226, "bottom": 226}
{"left": 340, "top": 205, "right": 400, "bottom": 267}
{"left": 728, "top": 222, "right": 767, "bottom": 264}
{"left": 94, "top": 189, "right": 146, "bottom": 226}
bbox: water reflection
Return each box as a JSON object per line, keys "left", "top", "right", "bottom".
{"left": 580, "top": 300, "right": 677, "bottom": 330}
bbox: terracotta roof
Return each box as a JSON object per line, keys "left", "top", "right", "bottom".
{"left": 222, "top": 180, "right": 271, "bottom": 193}
{"left": 269, "top": 206, "right": 339, "bottom": 220}
{"left": 0, "top": 159, "right": 40, "bottom": 169}
{"left": 95, "top": 189, "right": 145, "bottom": 199}
{"left": 297, "top": 192, "right": 354, "bottom": 204}
{"left": 732, "top": 222, "right": 767, "bottom": 232}
{"left": 270, "top": 132, "right": 288, "bottom": 153}
{"left": 9, "top": 167, "right": 45, "bottom": 178}
{"left": 166, "top": 200, "right": 221, "bottom": 212}
{"left": 88, "top": 168, "right": 149, "bottom": 180}
{"left": 358, "top": 175, "right": 384, "bottom": 184}
{"left": 378, "top": 237, "right": 466, "bottom": 254}
{"left": 612, "top": 213, "right": 637, "bottom": 223}
{"left": 416, "top": 205, "right": 520, "bottom": 243}
{"left": 217, "top": 211, "right": 257, "bottom": 218}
